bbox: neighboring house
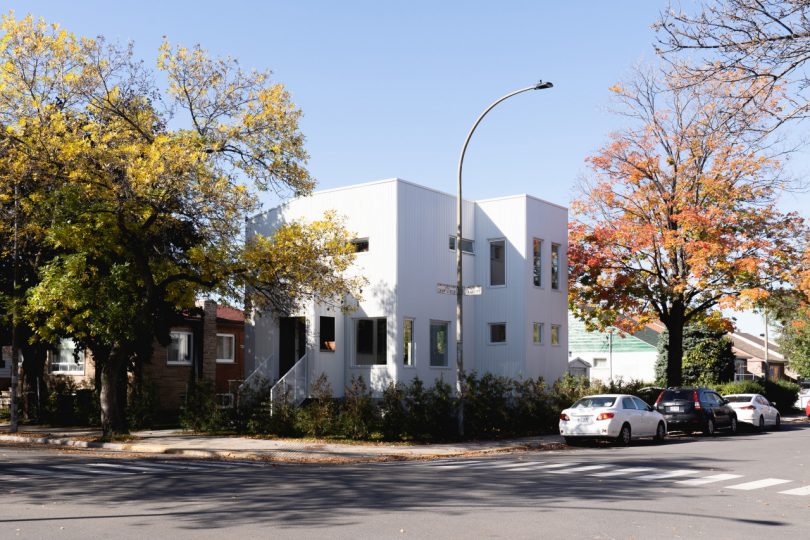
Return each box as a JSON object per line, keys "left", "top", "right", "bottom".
{"left": 42, "top": 300, "right": 245, "bottom": 411}
{"left": 245, "top": 178, "right": 569, "bottom": 399}
{"left": 1, "top": 345, "right": 12, "bottom": 390}
{"left": 567, "top": 313, "right": 660, "bottom": 383}
{"left": 567, "top": 357, "right": 591, "bottom": 378}
{"left": 730, "top": 333, "right": 794, "bottom": 382}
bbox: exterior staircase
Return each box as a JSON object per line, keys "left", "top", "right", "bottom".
{"left": 269, "top": 353, "right": 309, "bottom": 411}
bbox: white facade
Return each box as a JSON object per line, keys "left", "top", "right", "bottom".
{"left": 245, "top": 178, "right": 568, "bottom": 396}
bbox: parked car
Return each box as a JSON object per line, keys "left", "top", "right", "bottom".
{"left": 559, "top": 394, "right": 667, "bottom": 446}
{"left": 806, "top": 400, "right": 810, "bottom": 418}
{"left": 722, "top": 393, "right": 780, "bottom": 431}
{"left": 654, "top": 387, "right": 738, "bottom": 436}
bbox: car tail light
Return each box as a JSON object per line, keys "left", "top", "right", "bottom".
{"left": 693, "top": 390, "right": 702, "bottom": 411}
{"left": 596, "top": 412, "right": 615, "bottom": 421}
{"left": 739, "top": 405, "right": 754, "bottom": 410}
{"left": 560, "top": 413, "right": 570, "bottom": 421}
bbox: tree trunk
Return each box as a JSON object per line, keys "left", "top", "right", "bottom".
{"left": 99, "top": 350, "right": 128, "bottom": 438}
{"left": 665, "top": 302, "right": 686, "bottom": 387}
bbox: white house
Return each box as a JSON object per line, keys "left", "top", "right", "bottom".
{"left": 244, "top": 178, "right": 569, "bottom": 398}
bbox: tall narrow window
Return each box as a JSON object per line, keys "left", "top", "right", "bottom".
{"left": 216, "top": 334, "right": 235, "bottom": 363}
{"left": 319, "top": 316, "right": 336, "bottom": 351}
{"left": 490, "top": 240, "right": 505, "bottom": 286}
{"left": 430, "top": 321, "right": 449, "bottom": 367}
{"left": 533, "top": 238, "right": 543, "bottom": 287}
{"left": 550, "top": 324, "right": 560, "bottom": 346}
{"left": 533, "top": 322, "right": 543, "bottom": 344}
{"left": 355, "top": 318, "right": 386, "bottom": 365}
{"left": 489, "top": 323, "right": 507, "bottom": 344}
{"left": 403, "top": 318, "right": 414, "bottom": 366}
{"left": 551, "top": 243, "right": 560, "bottom": 290}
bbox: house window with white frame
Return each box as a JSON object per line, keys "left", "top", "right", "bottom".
{"left": 51, "top": 339, "right": 84, "bottom": 374}
{"left": 533, "top": 322, "right": 544, "bottom": 344}
{"left": 550, "top": 324, "right": 560, "bottom": 346}
{"left": 403, "top": 318, "right": 414, "bottom": 367}
{"left": 449, "top": 236, "right": 475, "bottom": 255}
{"left": 355, "top": 318, "right": 386, "bottom": 365}
{"left": 429, "top": 321, "right": 449, "bottom": 367}
{"left": 593, "top": 357, "right": 607, "bottom": 367}
{"left": 351, "top": 238, "right": 369, "bottom": 253}
{"left": 168, "top": 331, "right": 193, "bottom": 365}
{"left": 551, "top": 243, "right": 561, "bottom": 290}
{"left": 490, "top": 239, "right": 506, "bottom": 286}
{"left": 216, "top": 333, "right": 235, "bottom": 363}
{"left": 532, "top": 238, "right": 543, "bottom": 287}
{"left": 489, "top": 323, "right": 507, "bottom": 344}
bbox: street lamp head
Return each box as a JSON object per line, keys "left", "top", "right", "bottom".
{"left": 534, "top": 80, "right": 553, "bottom": 90}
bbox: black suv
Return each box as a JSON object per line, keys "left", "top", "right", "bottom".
{"left": 654, "top": 387, "right": 738, "bottom": 436}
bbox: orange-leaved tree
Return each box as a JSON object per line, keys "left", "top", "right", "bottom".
{"left": 569, "top": 67, "right": 806, "bottom": 386}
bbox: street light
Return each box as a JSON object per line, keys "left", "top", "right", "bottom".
{"left": 454, "top": 81, "right": 553, "bottom": 436}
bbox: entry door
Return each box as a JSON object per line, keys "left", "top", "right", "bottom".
{"left": 279, "top": 317, "right": 306, "bottom": 377}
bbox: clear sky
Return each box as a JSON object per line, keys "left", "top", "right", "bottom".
{"left": 7, "top": 0, "right": 808, "bottom": 335}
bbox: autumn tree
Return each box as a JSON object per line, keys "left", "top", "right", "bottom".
{"left": 0, "top": 14, "right": 362, "bottom": 437}
{"left": 568, "top": 67, "right": 806, "bottom": 386}
{"left": 767, "top": 246, "right": 810, "bottom": 378}
{"left": 657, "top": 0, "right": 810, "bottom": 128}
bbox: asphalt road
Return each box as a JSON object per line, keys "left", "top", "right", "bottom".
{"left": 1, "top": 422, "right": 808, "bottom": 539}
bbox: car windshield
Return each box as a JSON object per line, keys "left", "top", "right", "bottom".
{"left": 661, "top": 389, "right": 694, "bottom": 401}
{"left": 572, "top": 397, "right": 616, "bottom": 408}
{"left": 724, "top": 396, "right": 753, "bottom": 403}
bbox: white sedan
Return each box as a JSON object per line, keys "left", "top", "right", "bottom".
{"left": 722, "top": 393, "right": 781, "bottom": 431}
{"left": 559, "top": 394, "right": 667, "bottom": 446}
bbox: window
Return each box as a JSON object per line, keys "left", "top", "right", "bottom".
{"left": 551, "top": 243, "right": 560, "bottom": 290}
{"left": 632, "top": 397, "right": 651, "bottom": 410}
{"left": 622, "top": 397, "right": 637, "bottom": 410}
{"left": 532, "top": 238, "right": 543, "bottom": 287}
{"left": 403, "top": 318, "right": 414, "bottom": 366}
{"left": 489, "top": 323, "right": 506, "bottom": 344}
{"left": 351, "top": 238, "right": 369, "bottom": 252}
{"left": 592, "top": 357, "right": 607, "bottom": 367}
{"left": 430, "top": 321, "right": 449, "bottom": 367}
{"left": 449, "top": 236, "right": 475, "bottom": 255}
{"left": 319, "top": 316, "right": 336, "bottom": 351}
{"left": 355, "top": 318, "right": 386, "bottom": 365}
{"left": 533, "top": 322, "right": 544, "bottom": 344}
{"left": 51, "top": 339, "right": 84, "bottom": 374}
{"left": 168, "top": 331, "right": 193, "bottom": 365}
{"left": 489, "top": 239, "right": 505, "bottom": 286}
{"left": 216, "top": 334, "right": 235, "bottom": 363}
{"left": 550, "top": 325, "right": 560, "bottom": 346}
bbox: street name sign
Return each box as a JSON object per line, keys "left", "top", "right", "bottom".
{"left": 436, "top": 283, "right": 482, "bottom": 296}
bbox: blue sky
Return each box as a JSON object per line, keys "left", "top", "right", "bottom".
{"left": 8, "top": 1, "right": 808, "bottom": 334}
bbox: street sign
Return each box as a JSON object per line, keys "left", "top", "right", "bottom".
{"left": 437, "top": 283, "right": 482, "bottom": 296}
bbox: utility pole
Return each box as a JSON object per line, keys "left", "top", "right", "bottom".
{"left": 763, "top": 312, "right": 770, "bottom": 381}
{"left": 9, "top": 178, "right": 19, "bottom": 433}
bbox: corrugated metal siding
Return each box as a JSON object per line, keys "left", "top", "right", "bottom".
{"left": 568, "top": 315, "right": 657, "bottom": 353}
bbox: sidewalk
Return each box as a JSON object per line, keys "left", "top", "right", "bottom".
{"left": 0, "top": 424, "right": 565, "bottom": 463}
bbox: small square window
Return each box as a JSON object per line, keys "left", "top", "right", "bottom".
{"left": 449, "top": 236, "right": 475, "bottom": 255}
{"left": 593, "top": 357, "right": 607, "bottom": 367}
{"left": 168, "top": 331, "right": 193, "bottom": 365}
{"left": 216, "top": 334, "right": 235, "bottom": 363}
{"left": 351, "top": 238, "right": 369, "bottom": 252}
{"left": 489, "top": 323, "right": 507, "bottom": 344}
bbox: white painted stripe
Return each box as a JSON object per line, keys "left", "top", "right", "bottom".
{"left": 636, "top": 469, "right": 700, "bottom": 481}
{"left": 430, "top": 460, "right": 488, "bottom": 469}
{"left": 549, "top": 465, "right": 609, "bottom": 474}
{"left": 779, "top": 485, "right": 810, "bottom": 496}
{"left": 726, "top": 478, "right": 792, "bottom": 491}
{"left": 489, "top": 462, "right": 548, "bottom": 470}
{"left": 531, "top": 463, "right": 580, "bottom": 470}
{"left": 590, "top": 467, "right": 654, "bottom": 477}
{"left": 677, "top": 474, "right": 743, "bottom": 486}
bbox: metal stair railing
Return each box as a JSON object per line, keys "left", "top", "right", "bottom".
{"left": 269, "top": 352, "right": 309, "bottom": 411}
{"left": 239, "top": 354, "right": 276, "bottom": 393}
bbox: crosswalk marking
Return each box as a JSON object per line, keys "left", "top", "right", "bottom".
{"left": 726, "top": 478, "right": 792, "bottom": 491}
{"left": 531, "top": 462, "right": 580, "bottom": 470}
{"left": 590, "top": 467, "right": 654, "bottom": 477}
{"left": 676, "top": 473, "right": 742, "bottom": 486}
{"left": 549, "top": 465, "right": 608, "bottom": 474}
{"left": 635, "top": 469, "right": 700, "bottom": 481}
{"left": 778, "top": 485, "right": 810, "bottom": 496}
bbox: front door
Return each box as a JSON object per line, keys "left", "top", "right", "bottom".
{"left": 279, "top": 317, "right": 306, "bottom": 378}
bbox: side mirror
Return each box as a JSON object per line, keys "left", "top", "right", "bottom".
{"left": 647, "top": 405, "right": 654, "bottom": 412}
{"left": 771, "top": 401, "right": 777, "bottom": 407}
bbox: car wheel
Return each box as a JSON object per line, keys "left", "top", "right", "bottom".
{"left": 758, "top": 415, "right": 765, "bottom": 432}
{"left": 615, "top": 423, "right": 631, "bottom": 446}
{"left": 729, "top": 416, "right": 738, "bottom": 435}
{"left": 703, "top": 418, "right": 716, "bottom": 437}
{"left": 775, "top": 414, "right": 781, "bottom": 430}
{"left": 653, "top": 421, "right": 667, "bottom": 443}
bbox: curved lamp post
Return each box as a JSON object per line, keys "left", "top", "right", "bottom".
{"left": 455, "top": 81, "right": 553, "bottom": 436}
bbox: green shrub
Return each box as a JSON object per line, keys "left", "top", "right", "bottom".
{"left": 379, "top": 381, "right": 406, "bottom": 440}
{"left": 339, "top": 375, "right": 377, "bottom": 439}
{"left": 128, "top": 377, "right": 158, "bottom": 430}
{"left": 403, "top": 377, "right": 431, "bottom": 440}
{"left": 513, "top": 377, "right": 555, "bottom": 434}
{"left": 551, "top": 374, "right": 605, "bottom": 411}
{"left": 41, "top": 378, "right": 99, "bottom": 426}
{"left": 463, "top": 372, "right": 513, "bottom": 438}
{"left": 426, "top": 378, "right": 456, "bottom": 440}
{"left": 295, "top": 373, "right": 336, "bottom": 437}
{"left": 180, "top": 379, "right": 222, "bottom": 432}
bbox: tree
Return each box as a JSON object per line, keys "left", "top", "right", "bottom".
{"left": 1, "top": 14, "right": 363, "bottom": 437}
{"left": 568, "top": 67, "right": 805, "bottom": 386}
{"left": 655, "top": 323, "right": 736, "bottom": 386}
{"left": 768, "top": 246, "right": 810, "bottom": 378}
{"left": 657, "top": 0, "right": 810, "bottom": 128}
